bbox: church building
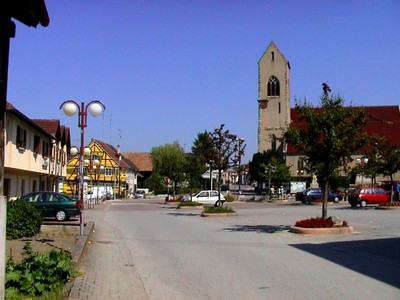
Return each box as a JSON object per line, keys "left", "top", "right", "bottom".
{"left": 257, "top": 42, "right": 400, "bottom": 186}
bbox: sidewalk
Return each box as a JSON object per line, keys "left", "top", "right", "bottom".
{"left": 67, "top": 200, "right": 149, "bottom": 300}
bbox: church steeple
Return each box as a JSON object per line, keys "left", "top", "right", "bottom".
{"left": 257, "top": 42, "right": 291, "bottom": 153}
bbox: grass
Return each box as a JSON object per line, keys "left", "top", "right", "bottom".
{"left": 202, "top": 206, "right": 236, "bottom": 214}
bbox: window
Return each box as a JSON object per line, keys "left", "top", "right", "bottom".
{"left": 105, "top": 168, "right": 112, "bottom": 176}
{"left": 267, "top": 76, "right": 280, "bottom": 96}
{"left": 271, "top": 138, "right": 276, "bottom": 152}
{"left": 42, "top": 141, "right": 50, "bottom": 157}
{"left": 34, "top": 136, "right": 40, "bottom": 153}
{"left": 16, "top": 125, "right": 27, "bottom": 148}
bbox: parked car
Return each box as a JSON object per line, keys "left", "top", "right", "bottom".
{"left": 134, "top": 190, "right": 146, "bottom": 199}
{"left": 295, "top": 188, "right": 342, "bottom": 203}
{"left": 190, "top": 190, "right": 225, "bottom": 207}
{"left": 347, "top": 186, "right": 390, "bottom": 207}
{"left": 18, "top": 191, "right": 81, "bottom": 221}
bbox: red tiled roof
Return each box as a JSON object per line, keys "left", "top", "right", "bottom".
{"left": 287, "top": 105, "right": 400, "bottom": 153}
{"left": 92, "top": 139, "right": 136, "bottom": 170}
{"left": 123, "top": 152, "right": 153, "bottom": 172}
{"left": 32, "top": 119, "right": 60, "bottom": 138}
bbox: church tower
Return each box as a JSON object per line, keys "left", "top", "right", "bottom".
{"left": 257, "top": 42, "right": 291, "bottom": 153}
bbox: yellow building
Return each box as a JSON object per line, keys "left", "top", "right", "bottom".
{"left": 63, "top": 139, "right": 138, "bottom": 200}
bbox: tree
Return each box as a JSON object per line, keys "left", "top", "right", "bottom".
{"left": 284, "top": 83, "right": 368, "bottom": 219}
{"left": 150, "top": 141, "right": 186, "bottom": 198}
{"left": 209, "top": 124, "right": 241, "bottom": 196}
{"left": 375, "top": 139, "right": 400, "bottom": 202}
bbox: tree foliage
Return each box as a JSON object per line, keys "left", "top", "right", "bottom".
{"left": 284, "top": 84, "right": 369, "bottom": 218}
{"left": 150, "top": 141, "right": 186, "bottom": 197}
{"left": 249, "top": 150, "right": 290, "bottom": 184}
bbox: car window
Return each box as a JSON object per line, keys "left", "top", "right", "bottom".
{"left": 374, "top": 188, "right": 384, "bottom": 194}
{"left": 46, "top": 193, "right": 57, "bottom": 202}
{"left": 198, "top": 192, "right": 208, "bottom": 197}
{"left": 210, "top": 191, "right": 218, "bottom": 197}
{"left": 23, "top": 193, "right": 40, "bottom": 203}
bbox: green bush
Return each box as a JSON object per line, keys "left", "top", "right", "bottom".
{"left": 224, "top": 193, "right": 235, "bottom": 202}
{"left": 7, "top": 201, "right": 42, "bottom": 240}
{"left": 202, "top": 206, "right": 236, "bottom": 214}
{"left": 5, "top": 242, "right": 76, "bottom": 299}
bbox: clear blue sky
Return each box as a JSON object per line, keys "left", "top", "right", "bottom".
{"left": 7, "top": 1, "right": 400, "bottom": 162}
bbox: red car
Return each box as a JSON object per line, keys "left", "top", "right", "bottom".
{"left": 347, "top": 187, "right": 390, "bottom": 207}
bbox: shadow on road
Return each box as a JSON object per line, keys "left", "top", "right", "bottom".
{"left": 291, "top": 237, "right": 400, "bottom": 289}
{"left": 223, "top": 224, "right": 290, "bottom": 234}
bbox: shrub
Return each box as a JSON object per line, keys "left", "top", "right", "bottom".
{"left": 295, "top": 217, "right": 349, "bottom": 228}
{"left": 7, "top": 201, "right": 42, "bottom": 240}
{"left": 202, "top": 206, "right": 235, "bottom": 214}
{"left": 224, "top": 193, "right": 235, "bottom": 202}
{"left": 5, "top": 242, "right": 76, "bottom": 299}
{"left": 295, "top": 217, "right": 334, "bottom": 228}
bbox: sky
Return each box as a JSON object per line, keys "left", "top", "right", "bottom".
{"left": 7, "top": 1, "right": 400, "bottom": 162}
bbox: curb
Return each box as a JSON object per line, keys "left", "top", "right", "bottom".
{"left": 289, "top": 225, "right": 354, "bottom": 235}
{"left": 201, "top": 213, "right": 238, "bottom": 217}
{"left": 70, "top": 221, "right": 95, "bottom": 269}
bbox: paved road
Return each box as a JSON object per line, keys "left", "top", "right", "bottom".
{"left": 68, "top": 198, "right": 400, "bottom": 299}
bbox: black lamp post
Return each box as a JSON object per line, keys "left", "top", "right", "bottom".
{"left": 60, "top": 100, "right": 105, "bottom": 235}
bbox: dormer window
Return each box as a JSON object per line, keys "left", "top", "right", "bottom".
{"left": 267, "top": 76, "right": 280, "bottom": 96}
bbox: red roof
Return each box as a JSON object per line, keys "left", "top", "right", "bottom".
{"left": 287, "top": 105, "right": 400, "bottom": 154}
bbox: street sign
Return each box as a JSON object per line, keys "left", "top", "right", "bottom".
{"left": 163, "top": 177, "right": 171, "bottom": 185}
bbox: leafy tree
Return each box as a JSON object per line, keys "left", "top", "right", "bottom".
{"left": 209, "top": 124, "right": 240, "bottom": 195}
{"left": 375, "top": 138, "right": 400, "bottom": 202}
{"left": 284, "top": 83, "right": 368, "bottom": 219}
{"left": 191, "top": 131, "right": 215, "bottom": 166}
{"left": 183, "top": 153, "right": 204, "bottom": 197}
{"left": 150, "top": 141, "right": 186, "bottom": 198}
{"left": 249, "top": 150, "right": 289, "bottom": 184}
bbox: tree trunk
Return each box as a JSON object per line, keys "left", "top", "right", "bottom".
{"left": 322, "top": 181, "right": 329, "bottom": 219}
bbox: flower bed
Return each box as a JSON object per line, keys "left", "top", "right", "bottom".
{"left": 289, "top": 217, "right": 353, "bottom": 235}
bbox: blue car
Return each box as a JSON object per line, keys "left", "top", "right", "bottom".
{"left": 296, "top": 188, "right": 342, "bottom": 204}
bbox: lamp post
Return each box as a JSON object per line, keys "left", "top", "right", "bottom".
{"left": 209, "top": 160, "right": 214, "bottom": 190}
{"left": 60, "top": 100, "right": 105, "bottom": 235}
{"left": 236, "top": 138, "right": 245, "bottom": 198}
{"left": 357, "top": 157, "right": 369, "bottom": 186}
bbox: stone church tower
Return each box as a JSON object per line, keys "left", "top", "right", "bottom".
{"left": 257, "top": 42, "right": 291, "bottom": 153}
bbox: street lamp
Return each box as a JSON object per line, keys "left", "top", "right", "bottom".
{"left": 60, "top": 100, "right": 105, "bottom": 235}
{"left": 236, "top": 138, "right": 245, "bottom": 198}
{"left": 209, "top": 160, "right": 214, "bottom": 190}
{"left": 357, "top": 157, "right": 369, "bottom": 186}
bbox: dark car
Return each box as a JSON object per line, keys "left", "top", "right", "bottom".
{"left": 296, "top": 188, "right": 342, "bottom": 204}
{"left": 18, "top": 191, "right": 81, "bottom": 221}
{"left": 347, "top": 186, "right": 390, "bottom": 207}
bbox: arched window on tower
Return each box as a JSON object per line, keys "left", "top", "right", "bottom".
{"left": 267, "top": 76, "right": 280, "bottom": 96}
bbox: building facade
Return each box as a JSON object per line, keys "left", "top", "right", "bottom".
{"left": 4, "top": 102, "right": 70, "bottom": 200}
{"left": 257, "top": 42, "right": 400, "bottom": 187}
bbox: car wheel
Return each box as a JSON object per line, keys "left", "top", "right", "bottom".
{"left": 55, "top": 210, "right": 67, "bottom": 221}
{"left": 333, "top": 197, "right": 339, "bottom": 203}
{"left": 360, "top": 200, "right": 367, "bottom": 208}
{"left": 215, "top": 200, "right": 223, "bottom": 207}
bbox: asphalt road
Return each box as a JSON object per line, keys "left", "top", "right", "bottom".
{"left": 83, "top": 198, "right": 400, "bottom": 300}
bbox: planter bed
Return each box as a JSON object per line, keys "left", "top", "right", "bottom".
{"left": 289, "top": 225, "right": 354, "bottom": 235}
